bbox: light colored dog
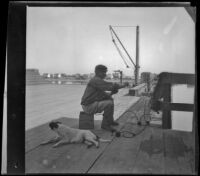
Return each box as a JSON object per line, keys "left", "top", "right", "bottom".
{"left": 41, "top": 121, "right": 111, "bottom": 148}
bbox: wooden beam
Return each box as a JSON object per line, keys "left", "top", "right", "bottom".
{"left": 159, "top": 72, "right": 195, "bottom": 85}
{"left": 184, "top": 7, "right": 196, "bottom": 23}
{"left": 20, "top": 1, "right": 191, "bottom": 7}
{"left": 162, "top": 84, "right": 171, "bottom": 129}
{"left": 161, "top": 102, "right": 194, "bottom": 112}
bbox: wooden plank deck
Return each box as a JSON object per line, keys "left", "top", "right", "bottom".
{"left": 163, "top": 129, "right": 195, "bottom": 174}
{"left": 26, "top": 117, "right": 114, "bottom": 173}
{"left": 26, "top": 96, "right": 195, "bottom": 174}
{"left": 131, "top": 127, "right": 165, "bottom": 174}
{"left": 88, "top": 125, "right": 152, "bottom": 173}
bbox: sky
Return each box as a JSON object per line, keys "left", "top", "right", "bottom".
{"left": 26, "top": 7, "right": 195, "bottom": 76}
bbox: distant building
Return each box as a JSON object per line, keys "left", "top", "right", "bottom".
{"left": 112, "top": 72, "right": 119, "bottom": 79}
{"left": 26, "top": 69, "right": 50, "bottom": 85}
{"left": 106, "top": 73, "right": 112, "bottom": 79}
{"left": 141, "top": 72, "right": 151, "bottom": 83}
{"left": 50, "top": 73, "right": 68, "bottom": 78}
{"left": 82, "top": 74, "right": 89, "bottom": 79}
{"left": 61, "top": 73, "right": 67, "bottom": 78}
{"left": 65, "top": 75, "right": 76, "bottom": 80}
{"left": 26, "top": 68, "right": 40, "bottom": 75}
{"left": 74, "top": 73, "right": 81, "bottom": 79}
{"left": 53, "top": 73, "right": 62, "bottom": 78}
{"left": 123, "top": 76, "right": 133, "bottom": 80}
{"left": 43, "top": 73, "right": 53, "bottom": 78}
{"left": 89, "top": 73, "right": 95, "bottom": 79}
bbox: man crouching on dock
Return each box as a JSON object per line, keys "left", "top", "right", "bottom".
{"left": 81, "top": 64, "right": 126, "bottom": 131}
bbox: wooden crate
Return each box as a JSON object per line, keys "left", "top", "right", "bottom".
{"left": 79, "top": 111, "right": 94, "bottom": 129}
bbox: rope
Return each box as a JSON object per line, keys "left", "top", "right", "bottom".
{"left": 109, "top": 27, "right": 130, "bottom": 68}
{"left": 114, "top": 97, "right": 161, "bottom": 138}
{"left": 113, "top": 40, "right": 130, "bottom": 68}
{"left": 109, "top": 26, "right": 136, "bottom": 68}
{"left": 117, "top": 114, "right": 146, "bottom": 138}
{"left": 86, "top": 97, "right": 160, "bottom": 173}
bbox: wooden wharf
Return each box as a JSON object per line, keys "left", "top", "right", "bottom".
{"left": 6, "top": 5, "right": 196, "bottom": 174}
{"left": 26, "top": 96, "right": 196, "bottom": 174}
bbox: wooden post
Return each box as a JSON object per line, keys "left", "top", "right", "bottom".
{"left": 162, "top": 84, "right": 172, "bottom": 129}
{"left": 7, "top": 3, "right": 26, "bottom": 174}
{"left": 193, "top": 83, "right": 198, "bottom": 173}
{"left": 114, "top": 70, "right": 123, "bottom": 85}
{"left": 192, "top": 83, "right": 196, "bottom": 134}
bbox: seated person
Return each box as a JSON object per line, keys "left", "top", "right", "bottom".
{"left": 81, "top": 64, "right": 126, "bottom": 131}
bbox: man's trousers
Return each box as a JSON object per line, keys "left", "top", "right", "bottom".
{"left": 82, "top": 99, "right": 114, "bottom": 128}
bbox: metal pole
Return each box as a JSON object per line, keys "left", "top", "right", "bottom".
{"left": 120, "top": 71, "right": 122, "bottom": 84}
{"left": 114, "top": 70, "right": 123, "bottom": 84}
{"left": 135, "top": 25, "right": 140, "bottom": 86}
{"left": 110, "top": 26, "right": 136, "bottom": 67}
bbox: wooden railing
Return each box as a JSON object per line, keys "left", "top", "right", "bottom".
{"left": 150, "top": 72, "right": 195, "bottom": 129}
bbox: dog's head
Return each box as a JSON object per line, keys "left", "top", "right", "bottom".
{"left": 49, "top": 121, "right": 62, "bottom": 130}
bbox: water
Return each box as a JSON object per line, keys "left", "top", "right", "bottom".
{"left": 25, "top": 84, "right": 195, "bottom": 131}
{"left": 25, "top": 84, "right": 86, "bottom": 130}
{"left": 25, "top": 84, "right": 139, "bottom": 130}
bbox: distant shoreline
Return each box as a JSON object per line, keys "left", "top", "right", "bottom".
{"left": 26, "top": 78, "right": 135, "bottom": 86}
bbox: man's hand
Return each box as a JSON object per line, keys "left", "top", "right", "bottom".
{"left": 111, "top": 88, "right": 118, "bottom": 95}
{"left": 120, "top": 84, "right": 127, "bottom": 88}
{"left": 111, "top": 83, "right": 126, "bottom": 95}
{"left": 110, "top": 83, "right": 119, "bottom": 95}
{"left": 117, "top": 83, "right": 127, "bottom": 89}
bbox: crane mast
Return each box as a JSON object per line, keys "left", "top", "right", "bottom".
{"left": 109, "top": 25, "right": 140, "bottom": 86}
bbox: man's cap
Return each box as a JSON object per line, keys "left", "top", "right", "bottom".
{"left": 95, "top": 64, "right": 107, "bottom": 73}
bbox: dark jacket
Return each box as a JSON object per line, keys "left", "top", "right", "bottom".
{"left": 81, "top": 76, "right": 119, "bottom": 105}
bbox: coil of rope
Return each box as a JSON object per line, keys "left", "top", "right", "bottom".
{"left": 112, "top": 97, "right": 158, "bottom": 138}
{"left": 112, "top": 112, "right": 149, "bottom": 138}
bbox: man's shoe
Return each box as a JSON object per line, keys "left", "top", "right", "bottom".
{"left": 101, "top": 125, "right": 115, "bottom": 132}
{"left": 111, "top": 121, "right": 119, "bottom": 126}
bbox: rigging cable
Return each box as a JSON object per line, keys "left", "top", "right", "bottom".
{"left": 109, "top": 26, "right": 136, "bottom": 68}
{"left": 113, "top": 97, "right": 161, "bottom": 138}
{"left": 110, "top": 28, "right": 130, "bottom": 68}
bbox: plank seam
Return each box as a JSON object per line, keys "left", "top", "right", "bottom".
{"left": 85, "top": 136, "right": 117, "bottom": 173}
{"left": 86, "top": 97, "right": 145, "bottom": 173}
